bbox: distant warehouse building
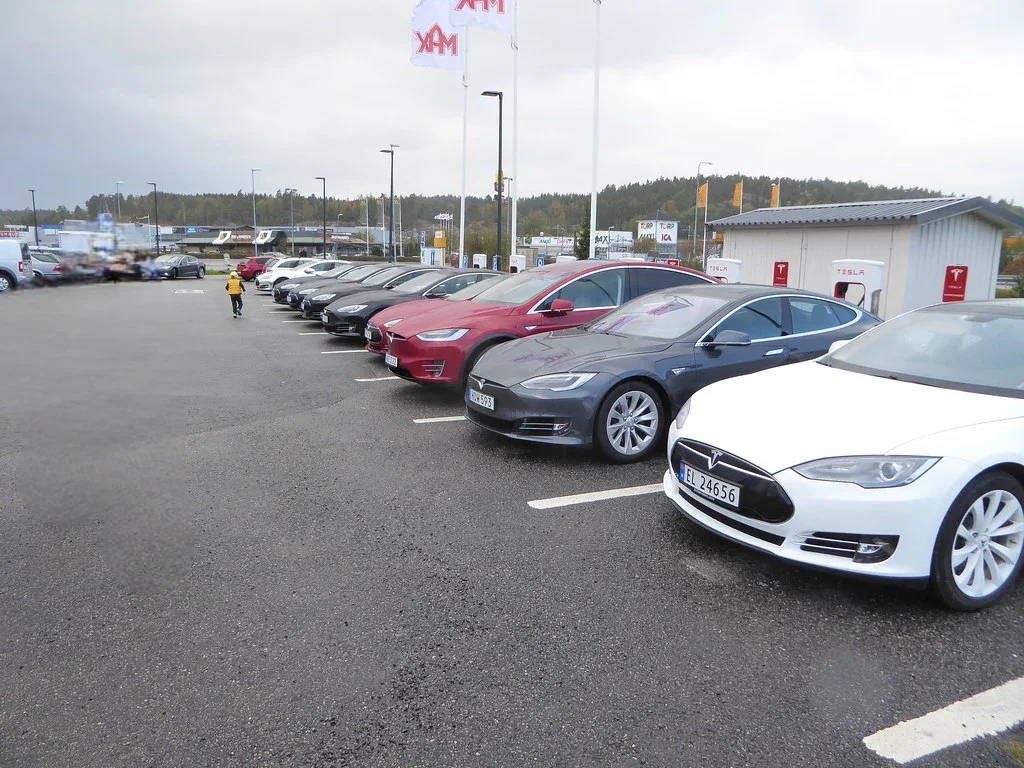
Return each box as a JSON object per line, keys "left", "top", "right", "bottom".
{"left": 708, "top": 197, "right": 1024, "bottom": 318}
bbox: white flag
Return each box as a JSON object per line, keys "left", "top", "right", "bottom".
{"left": 449, "top": 0, "right": 514, "bottom": 34}
{"left": 411, "top": 0, "right": 465, "bottom": 72}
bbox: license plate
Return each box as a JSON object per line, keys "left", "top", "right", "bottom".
{"left": 385, "top": 353, "right": 398, "bottom": 368}
{"left": 365, "top": 328, "right": 372, "bottom": 340}
{"left": 679, "top": 464, "right": 740, "bottom": 508}
{"left": 468, "top": 388, "right": 495, "bottom": 411}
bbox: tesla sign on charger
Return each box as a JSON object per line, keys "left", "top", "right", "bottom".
{"left": 706, "top": 258, "right": 742, "bottom": 284}
{"left": 832, "top": 259, "right": 885, "bottom": 315}
{"left": 773, "top": 262, "right": 789, "bottom": 287}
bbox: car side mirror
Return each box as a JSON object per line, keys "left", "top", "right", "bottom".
{"left": 828, "top": 339, "right": 850, "bottom": 354}
{"left": 707, "top": 330, "right": 752, "bottom": 347}
{"left": 424, "top": 290, "right": 446, "bottom": 299}
{"left": 544, "top": 298, "right": 574, "bottom": 316}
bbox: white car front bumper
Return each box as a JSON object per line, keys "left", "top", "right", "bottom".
{"left": 662, "top": 452, "right": 980, "bottom": 583}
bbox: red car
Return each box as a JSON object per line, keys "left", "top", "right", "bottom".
{"left": 375, "top": 261, "right": 715, "bottom": 386}
{"left": 236, "top": 255, "right": 281, "bottom": 281}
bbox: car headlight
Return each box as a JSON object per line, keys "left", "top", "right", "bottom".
{"left": 299, "top": 288, "right": 319, "bottom": 295}
{"left": 383, "top": 319, "right": 403, "bottom": 328}
{"left": 520, "top": 373, "right": 598, "bottom": 392}
{"left": 333, "top": 304, "right": 367, "bottom": 313}
{"left": 313, "top": 295, "right": 345, "bottom": 303}
{"left": 674, "top": 399, "right": 691, "bottom": 430}
{"left": 416, "top": 328, "right": 469, "bottom": 342}
{"left": 792, "top": 456, "right": 939, "bottom": 488}
{"left": 280, "top": 283, "right": 297, "bottom": 290}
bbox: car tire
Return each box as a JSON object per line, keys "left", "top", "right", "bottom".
{"left": 197, "top": 268, "right": 205, "bottom": 279}
{"left": 170, "top": 268, "right": 178, "bottom": 280}
{"left": 0, "top": 271, "right": 15, "bottom": 292}
{"left": 593, "top": 381, "right": 666, "bottom": 464}
{"left": 930, "top": 471, "right": 1024, "bottom": 611}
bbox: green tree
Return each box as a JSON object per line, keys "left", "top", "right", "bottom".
{"left": 575, "top": 208, "right": 591, "bottom": 259}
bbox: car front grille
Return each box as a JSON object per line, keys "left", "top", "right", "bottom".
{"left": 673, "top": 440, "right": 794, "bottom": 524}
{"left": 466, "top": 409, "right": 516, "bottom": 433}
{"left": 517, "top": 418, "right": 570, "bottom": 436}
{"left": 329, "top": 323, "right": 354, "bottom": 334}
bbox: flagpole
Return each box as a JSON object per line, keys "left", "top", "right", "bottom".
{"left": 510, "top": 4, "right": 519, "bottom": 268}
{"left": 458, "top": 28, "right": 470, "bottom": 267}
{"left": 701, "top": 179, "right": 710, "bottom": 268}
{"left": 588, "top": 0, "right": 602, "bottom": 260}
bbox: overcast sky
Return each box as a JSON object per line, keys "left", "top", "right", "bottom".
{"left": 2, "top": 0, "right": 1022, "bottom": 211}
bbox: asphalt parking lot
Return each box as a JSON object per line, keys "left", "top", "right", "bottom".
{"left": 1, "top": 278, "right": 1022, "bottom": 768}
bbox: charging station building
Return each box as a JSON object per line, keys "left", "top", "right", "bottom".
{"left": 709, "top": 198, "right": 1024, "bottom": 318}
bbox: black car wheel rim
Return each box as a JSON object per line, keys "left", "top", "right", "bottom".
{"left": 606, "top": 391, "right": 658, "bottom": 456}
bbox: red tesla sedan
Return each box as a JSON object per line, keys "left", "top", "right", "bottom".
{"left": 376, "top": 261, "right": 715, "bottom": 386}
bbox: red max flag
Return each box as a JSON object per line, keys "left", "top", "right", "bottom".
{"left": 449, "top": 0, "right": 515, "bottom": 33}
{"left": 411, "top": 0, "right": 465, "bottom": 71}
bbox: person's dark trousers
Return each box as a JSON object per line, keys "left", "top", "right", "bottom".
{"left": 231, "top": 295, "right": 243, "bottom": 315}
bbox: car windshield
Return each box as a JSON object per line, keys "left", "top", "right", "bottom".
{"left": 447, "top": 276, "right": 504, "bottom": 301}
{"left": 275, "top": 259, "right": 301, "bottom": 269}
{"left": 472, "top": 269, "right": 566, "bottom": 306}
{"left": 394, "top": 271, "right": 444, "bottom": 294}
{"left": 155, "top": 255, "right": 177, "bottom": 263}
{"left": 586, "top": 291, "right": 730, "bottom": 340}
{"left": 342, "top": 265, "right": 384, "bottom": 282}
{"left": 823, "top": 306, "right": 1024, "bottom": 398}
{"left": 362, "top": 267, "right": 407, "bottom": 286}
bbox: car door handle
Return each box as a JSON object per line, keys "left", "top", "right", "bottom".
{"left": 763, "top": 348, "right": 786, "bottom": 357}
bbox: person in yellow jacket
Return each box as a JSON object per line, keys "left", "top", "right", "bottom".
{"left": 226, "top": 271, "right": 246, "bottom": 317}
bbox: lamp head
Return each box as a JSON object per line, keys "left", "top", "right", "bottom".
{"left": 481, "top": 90, "right": 502, "bottom": 98}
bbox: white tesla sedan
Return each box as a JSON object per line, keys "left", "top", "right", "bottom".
{"left": 664, "top": 299, "right": 1024, "bottom": 610}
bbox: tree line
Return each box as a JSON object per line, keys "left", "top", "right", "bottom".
{"left": 3, "top": 176, "right": 1020, "bottom": 259}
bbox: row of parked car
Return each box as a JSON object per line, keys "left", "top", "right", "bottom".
{"left": 255, "top": 256, "right": 1024, "bottom": 611}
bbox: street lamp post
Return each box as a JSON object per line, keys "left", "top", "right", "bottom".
{"left": 694, "top": 161, "right": 713, "bottom": 258}
{"left": 482, "top": 90, "right": 504, "bottom": 269}
{"left": 115, "top": 181, "right": 124, "bottom": 221}
{"left": 250, "top": 168, "right": 261, "bottom": 256}
{"left": 148, "top": 183, "right": 159, "bottom": 254}
{"left": 379, "top": 145, "right": 398, "bottom": 262}
{"left": 315, "top": 177, "right": 327, "bottom": 256}
{"left": 285, "top": 188, "right": 297, "bottom": 256}
{"left": 28, "top": 189, "right": 39, "bottom": 246}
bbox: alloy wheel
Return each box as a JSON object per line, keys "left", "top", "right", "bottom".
{"left": 606, "top": 391, "right": 659, "bottom": 456}
{"left": 0, "top": 274, "right": 11, "bottom": 292}
{"left": 951, "top": 489, "right": 1024, "bottom": 598}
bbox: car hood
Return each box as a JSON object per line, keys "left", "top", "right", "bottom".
{"left": 303, "top": 282, "right": 375, "bottom": 301}
{"left": 473, "top": 329, "right": 672, "bottom": 387}
{"left": 681, "top": 361, "right": 1024, "bottom": 474}
{"left": 384, "top": 300, "right": 516, "bottom": 337}
{"left": 324, "top": 288, "right": 419, "bottom": 313}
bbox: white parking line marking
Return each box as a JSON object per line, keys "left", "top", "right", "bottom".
{"left": 281, "top": 320, "right": 311, "bottom": 323}
{"left": 355, "top": 376, "right": 401, "bottom": 382}
{"left": 863, "top": 676, "right": 1024, "bottom": 764}
{"left": 298, "top": 332, "right": 326, "bottom": 336}
{"left": 413, "top": 415, "right": 467, "bottom": 424}
{"left": 321, "top": 350, "right": 372, "bottom": 355}
{"left": 527, "top": 483, "right": 663, "bottom": 510}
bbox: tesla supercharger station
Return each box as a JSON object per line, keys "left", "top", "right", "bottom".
{"left": 831, "top": 259, "right": 885, "bottom": 315}
{"left": 471, "top": 253, "right": 488, "bottom": 269}
{"left": 705, "top": 258, "right": 743, "bottom": 284}
{"left": 509, "top": 254, "right": 527, "bottom": 273}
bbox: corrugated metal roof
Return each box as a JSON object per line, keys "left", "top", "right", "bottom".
{"left": 710, "top": 197, "right": 1024, "bottom": 231}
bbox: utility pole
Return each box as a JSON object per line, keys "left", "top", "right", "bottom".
{"left": 28, "top": 189, "right": 39, "bottom": 246}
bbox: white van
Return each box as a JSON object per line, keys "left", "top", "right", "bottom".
{"left": 0, "top": 240, "right": 32, "bottom": 292}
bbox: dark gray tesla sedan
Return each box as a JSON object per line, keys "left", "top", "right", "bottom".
{"left": 464, "top": 284, "right": 880, "bottom": 462}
